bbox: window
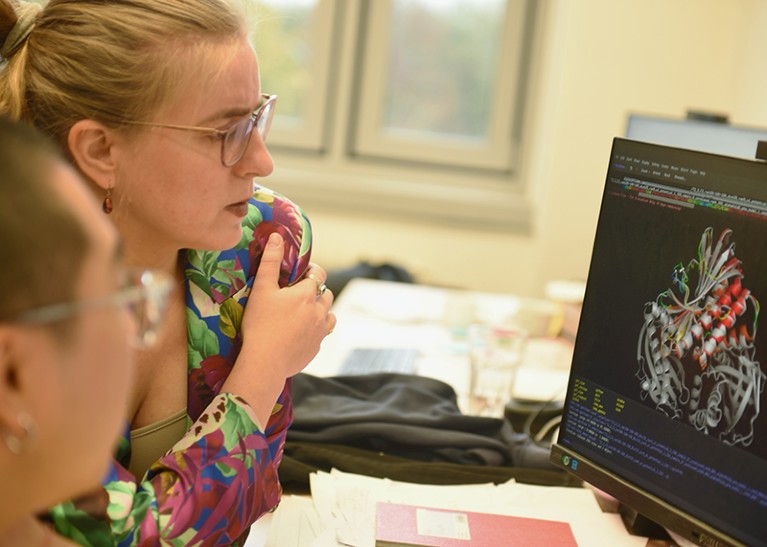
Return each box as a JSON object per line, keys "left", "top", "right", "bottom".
{"left": 251, "top": 0, "right": 538, "bottom": 230}
{"left": 250, "top": 0, "right": 336, "bottom": 151}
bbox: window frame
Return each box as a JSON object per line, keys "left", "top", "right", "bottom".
{"left": 260, "top": 0, "right": 540, "bottom": 231}
{"left": 252, "top": 0, "right": 339, "bottom": 152}
{"left": 351, "top": 0, "right": 530, "bottom": 173}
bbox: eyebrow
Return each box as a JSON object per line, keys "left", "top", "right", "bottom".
{"left": 201, "top": 95, "right": 265, "bottom": 125}
{"left": 202, "top": 107, "right": 250, "bottom": 124}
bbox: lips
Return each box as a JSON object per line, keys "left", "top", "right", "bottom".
{"left": 225, "top": 198, "right": 250, "bottom": 217}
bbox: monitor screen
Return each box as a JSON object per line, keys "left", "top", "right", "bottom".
{"left": 626, "top": 113, "right": 767, "bottom": 159}
{"left": 550, "top": 138, "right": 767, "bottom": 547}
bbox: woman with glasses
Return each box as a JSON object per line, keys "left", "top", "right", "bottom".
{"left": 0, "top": 116, "right": 171, "bottom": 545}
{"left": 0, "top": 1, "right": 336, "bottom": 545}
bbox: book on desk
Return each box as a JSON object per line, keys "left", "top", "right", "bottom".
{"left": 375, "top": 501, "right": 578, "bottom": 547}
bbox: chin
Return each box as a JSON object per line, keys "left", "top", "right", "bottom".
{"left": 51, "top": 455, "right": 112, "bottom": 505}
{"left": 191, "top": 226, "right": 243, "bottom": 252}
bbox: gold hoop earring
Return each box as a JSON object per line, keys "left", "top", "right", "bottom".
{"left": 1, "top": 412, "right": 36, "bottom": 455}
{"left": 102, "top": 187, "right": 114, "bottom": 214}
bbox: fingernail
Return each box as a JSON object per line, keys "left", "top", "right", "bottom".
{"left": 267, "top": 232, "right": 282, "bottom": 247}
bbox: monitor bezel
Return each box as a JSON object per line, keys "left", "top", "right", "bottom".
{"left": 550, "top": 444, "right": 745, "bottom": 547}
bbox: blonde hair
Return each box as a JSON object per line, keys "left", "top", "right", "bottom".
{"left": 0, "top": 0, "right": 247, "bottom": 151}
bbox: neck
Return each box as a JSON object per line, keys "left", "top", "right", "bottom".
{"left": 108, "top": 211, "right": 185, "bottom": 278}
{"left": 114, "top": 224, "right": 185, "bottom": 280}
{"left": 123, "top": 243, "right": 184, "bottom": 279}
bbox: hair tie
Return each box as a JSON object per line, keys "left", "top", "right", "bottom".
{"left": 0, "top": 1, "right": 43, "bottom": 60}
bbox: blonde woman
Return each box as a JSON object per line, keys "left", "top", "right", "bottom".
{"left": 1, "top": 0, "right": 336, "bottom": 545}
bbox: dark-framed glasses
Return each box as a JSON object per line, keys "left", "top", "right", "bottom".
{"left": 15, "top": 269, "right": 173, "bottom": 348}
{"left": 120, "top": 93, "right": 277, "bottom": 167}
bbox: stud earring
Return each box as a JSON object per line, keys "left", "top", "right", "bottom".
{"left": 102, "top": 187, "right": 114, "bottom": 214}
{"left": 2, "top": 429, "right": 23, "bottom": 455}
{"left": 1, "top": 412, "right": 36, "bottom": 455}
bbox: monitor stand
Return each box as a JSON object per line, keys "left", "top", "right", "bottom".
{"left": 619, "top": 504, "right": 672, "bottom": 540}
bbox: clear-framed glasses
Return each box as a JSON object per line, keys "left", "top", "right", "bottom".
{"left": 119, "top": 93, "right": 277, "bottom": 167}
{"left": 15, "top": 269, "right": 173, "bottom": 348}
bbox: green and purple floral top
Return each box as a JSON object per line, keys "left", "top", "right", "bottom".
{"left": 48, "top": 187, "right": 312, "bottom": 546}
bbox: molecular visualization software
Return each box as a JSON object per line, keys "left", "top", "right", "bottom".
{"left": 637, "top": 227, "right": 764, "bottom": 447}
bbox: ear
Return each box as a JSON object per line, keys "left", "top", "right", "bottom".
{"left": 67, "top": 119, "right": 118, "bottom": 192}
{"left": 0, "top": 327, "right": 28, "bottom": 442}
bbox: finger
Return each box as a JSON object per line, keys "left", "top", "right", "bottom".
{"left": 304, "top": 265, "right": 326, "bottom": 284}
{"left": 305, "top": 267, "right": 331, "bottom": 298}
{"left": 326, "top": 312, "right": 337, "bottom": 335}
{"left": 306, "top": 263, "right": 326, "bottom": 279}
{"left": 305, "top": 272, "right": 325, "bottom": 291}
{"left": 321, "top": 287, "right": 334, "bottom": 305}
{"left": 253, "top": 232, "right": 284, "bottom": 290}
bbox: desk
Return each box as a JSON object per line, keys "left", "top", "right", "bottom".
{"left": 248, "top": 483, "right": 695, "bottom": 547}
{"left": 247, "top": 473, "right": 690, "bottom": 546}
{"left": 305, "top": 278, "right": 575, "bottom": 413}
{"left": 248, "top": 279, "right": 692, "bottom": 546}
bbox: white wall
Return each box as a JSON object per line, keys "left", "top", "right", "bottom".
{"left": 305, "top": 0, "right": 767, "bottom": 297}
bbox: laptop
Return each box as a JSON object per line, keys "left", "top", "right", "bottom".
{"left": 551, "top": 138, "right": 767, "bottom": 546}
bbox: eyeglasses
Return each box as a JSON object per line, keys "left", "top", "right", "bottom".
{"left": 119, "top": 94, "right": 277, "bottom": 167}
{"left": 15, "top": 269, "right": 173, "bottom": 348}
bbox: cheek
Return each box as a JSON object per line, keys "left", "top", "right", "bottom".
{"left": 120, "top": 146, "right": 225, "bottom": 222}
{"left": 117, "top": 140, "right": 244, "bottom": 250}
{"left": 62, "top": 316, "right": 133, "bottom": 463}
{"left": 87, "top": 317, "right": 133, "bottom": 415}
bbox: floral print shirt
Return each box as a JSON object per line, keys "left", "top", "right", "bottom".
{"left": 48, "top": 187, "right": 312, "bottom": 546}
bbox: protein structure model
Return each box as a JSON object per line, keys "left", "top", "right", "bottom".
{"left": 637, "top": 227, "right": 764, "bottom": 447}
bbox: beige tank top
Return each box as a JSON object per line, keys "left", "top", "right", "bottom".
{"left": 128, "top": 408, "right": 188, "bottom": 479}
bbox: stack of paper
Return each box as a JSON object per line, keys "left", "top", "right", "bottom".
{"left": 251, "top": 469, "right": 648, "bottom": 546}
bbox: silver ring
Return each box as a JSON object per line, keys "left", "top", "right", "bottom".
{"left": 306, "top": 273, "right": 324, "bottom": 296}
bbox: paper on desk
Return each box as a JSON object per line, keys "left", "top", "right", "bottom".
{"left": 311, "top": 471, "right": 386, "bottom": 547}
{"left": 490, "top": 482, "right": 646, "bottom": 546}
{"left": 264, "top": 469, "right": 647, "bottom": 547}
{"left": 261, "top": 496, "right": 323, "bottom": 547}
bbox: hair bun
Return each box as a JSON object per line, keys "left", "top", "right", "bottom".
{"left": 1, "top": 1, "right": 42, "bottom": 60}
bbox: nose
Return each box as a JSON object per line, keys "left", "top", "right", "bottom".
{"left": 233, "top": 132, "right": 274, "bottom": 178}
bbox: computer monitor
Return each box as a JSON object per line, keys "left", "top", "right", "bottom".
{"left": 626, "top": 113, "right": 767, "bottom": 159}
{"left": 550, "top": 138, "right": 767, "bottom": 547}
